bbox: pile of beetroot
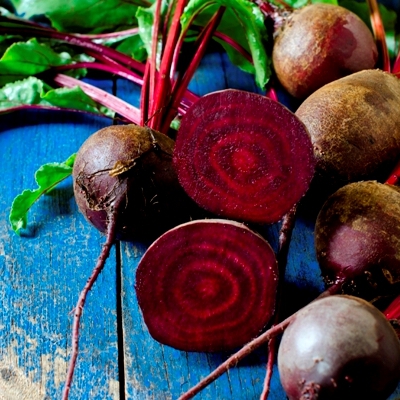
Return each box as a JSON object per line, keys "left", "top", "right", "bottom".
{"left": 70, "top": 1, "right": 400, "bottom": 399}
{"left": 6, "top": 0, "right": 400, "bottom": 398}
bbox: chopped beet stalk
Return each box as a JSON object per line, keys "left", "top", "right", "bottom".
{"left": 135, "top": 219, "right": 278, "bottom": 352}
{"left": 173, "top": 89, "right": 315, "bottom": 224}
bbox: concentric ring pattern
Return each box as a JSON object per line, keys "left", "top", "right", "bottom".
{"left": 135, "top": 219, "right": 278, "bottom": 352}
{"left": 173, "top": 89, "right": 315, "bottom": 224}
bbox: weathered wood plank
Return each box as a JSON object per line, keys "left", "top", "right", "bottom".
{"left": 0, "top": 77, "right": 120, "bottom": 399}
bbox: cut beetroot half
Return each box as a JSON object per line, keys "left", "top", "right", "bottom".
{"left": 173, "top": 89, "right": 315, "bottom": 224}
{"left": 135, "top": 219, "right": 278, "bottom": 352}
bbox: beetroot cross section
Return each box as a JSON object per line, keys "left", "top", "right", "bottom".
{"left": 173, "top": 89, "right": 315, "bottom": 224}
{"left": 135, "top": 219, "right": 278, "bottom": 352}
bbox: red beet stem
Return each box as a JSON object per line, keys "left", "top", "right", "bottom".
{"left": 161, "top": 6, "right": 226, "bottom": 133}
{"left": 178, "top": 317, "right": 291, "bottom": 400}
{"left": 73, "top": 27, "right": 139, "bottom": 40}
{"left": 384, "top": 158, "right": 400, "bottom": 185}
{"left": 266, "top": 86, "right": 278, "bottom": 102}
{"left": 55, "top": 62, "right": 144, "bottom": 86}
{"left": 384, "top": 294, "right": 400, "bottom": 320}
{"left": 61, "top": 207, "right": 119, "bottom": 400}
{"left": 140, "top": 62, "right": 151, "bottom": 126}
{"left": 213, "top": 31, "right": 253, "bottom": 63}
{"left": 393, "top": 50, "right": 400, "bottom": 75}
{"left": 366, "top": 0, "right": 390, "bottom": 72}
{"left": 169, "top": 2, "right": 213, "bottom": 83}
{"left": 260, "top": 336, "right": 276, "bottom": 400}
{"left": 260, "top": 206, "right": 297, "bottom": 399}
{"left": 0, "top": 26, "right": 145, "bottom": 74}
{"left": 178, "top": 279, "right": 343, "bottom": 400}
{"left": 148, "top": 0, "right": 188, "bottom": 130}
{"left": 146, "top": 0, "right": 163, "bottom": 125}
{"left": 52, "top": 74, "right": 141, "bottom": 124}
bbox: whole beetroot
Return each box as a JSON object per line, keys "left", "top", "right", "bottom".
{"left": 272, "top": 3, "right": 378, "bottom": 99}
{"left": 315, "top": 181, "right": 400, "bottom": 301}
{"left": 73, "top": 124, "right": 199, "bottom": 241}
{"left": 296, "top": 69, "right": 400, "bottom": 198}
{"left": 278, "top": 295, "right": 400, "bottom": 400}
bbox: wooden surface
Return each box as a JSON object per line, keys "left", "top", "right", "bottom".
{"left": 1, "top": 50, "right": 400, "bottom": 400}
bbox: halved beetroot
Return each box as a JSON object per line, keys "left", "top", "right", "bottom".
{"left": 173, "top": 89, "right": 315, "bottom": 224}
{"left": 135, "top": 219, "right": 278, "bottom": 352}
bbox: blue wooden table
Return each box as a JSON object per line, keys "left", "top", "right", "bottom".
{"left": 1, "top": 51, "right": 400, "bottom": 399}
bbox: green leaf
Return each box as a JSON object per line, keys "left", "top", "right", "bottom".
{"left": 9, "top": 154, "right": 76, "bottom": 235}
{"left": 0, "top": 38, "right": 71, "bottom": 86}
{"left": 279, "top": 0, "right": 337, "bottom": 8}
{"left": 114, "top": 35, "right": 147, "bottom": 62}
{"left": 0, "top": 76, "right": 114, "bottom": 117}
{"left": 136, "top": 0, "right": 169, "bottom": 59}
{"left": 9, "top": 0, "right": 151, "bottom": 33}
{"left": 182, "top": 0, "right": 271, "bottom": 89}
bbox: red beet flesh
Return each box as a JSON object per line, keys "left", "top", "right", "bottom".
{"left": 173, "top": 89, "right": 315, "bottom": 224}
{"left": 135, "top": 219, "right": 278, "bottom": 352}
{"left": 272, "top": 3, "right": 378, "bottom": 99}
{"left": 278, "top": 295, "right": 400, "bottom": 400}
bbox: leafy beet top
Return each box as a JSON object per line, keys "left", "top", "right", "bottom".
{"left": 173, "top": 89, "right": 315, "bottom": 224}
{"left": 135, "top": 219, "right": 278, "bottom": 352}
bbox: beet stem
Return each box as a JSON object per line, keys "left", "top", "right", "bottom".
{"left": 73, "top": 27, "right": 139, "bottom": 40}
{"left": 384, "top": 294, "right": 400, "bottom": 320}
{"left": 61, "top": 208, "right": 119, "bottom": 400}
{"left": 160, "top": 6, "right": 226, "bottom": 133}
{"left": 147, "top": 0, "right": 163, "bottom": 124}
{"left": 385, "top": 159, "right": 400, "bottom": 185}
{"left": 55, "top": 62, "right": 144, "bottom": 86}
{"left": 148, "top": 0, "right": 188, "bottom": 131}
{"left": 0, "top": 25, "right": 146, "bottom": 74}
{"left": 260, "top": 336, "right": 276, "bottom": 400}
{"left": 260, "top": 206, "right": 297, "bottom": 400}
{"left": 52, "top": 74, "right": 141, "bottom": 124}
{"left": 141, "top": 62, "right": 151, "bottom": 126}
{"left": 178, "top": 277, "right": 344, "bottom": 400}
{"left": 393, "top": 50, "right": 400, "bottom": 75}
{"left": 366, "top": 0, "right": 390, "bottom": 72}
{"left": 177, "top": 317, "right": 292, "bottom": 400}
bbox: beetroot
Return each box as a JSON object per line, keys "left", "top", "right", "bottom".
{"left": 63, "top": 124, "right": 201, "bottom": 398}
{"left": 278, "top": 295, "right": 400, "bottom": 400}
{"left": 73, "top": 124, "right": 199, "bottom": 241}
{"left": 272, "top": 3, "right": 378, "bottom": 99}
{"left": 315, "top": 181, "right": 400, "bottom": 301}
{"left": 135, "top": 219, "right": 278, "bottom": 352}
{"left": 295, "top": 69, "right": 400, "bottom": 197}
{"left": 173, "top": 89, "right": 315, "bottom": 224}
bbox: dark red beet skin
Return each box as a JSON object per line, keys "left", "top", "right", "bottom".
{"left": 73, "top": 125, "right": 200, "bottom": 241}
{"left": 272, "top": 3, "right": 378, "bottom": 99}
{"left": 135, "top": 219, "right": 278, "bottom": 352}
{"left": 315, "top": 181, "right": 400, "bottom": 300}
{"left": 278, "top": 295, "right": 400, "bottom": 400}
{"left": 173, "top": 89, "right": 315, "bottom": 224}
